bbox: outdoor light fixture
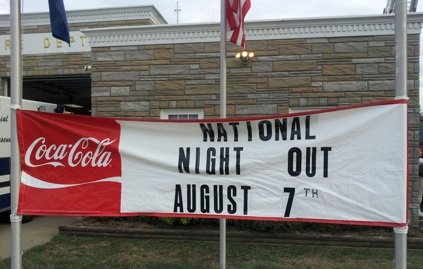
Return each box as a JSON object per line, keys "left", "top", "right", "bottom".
{"left": 83, "top": 65, "right": 92, "bottom": 72}
{"left": 235, "top": 50, "right": 255, "bottom": 64}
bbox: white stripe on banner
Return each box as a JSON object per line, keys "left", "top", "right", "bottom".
{"left": 21, "top": 172, "right": 121, "bottom": 189}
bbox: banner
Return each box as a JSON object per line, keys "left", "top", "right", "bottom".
{"left": 17, "top": 100, "right": 408, "bottom": 227}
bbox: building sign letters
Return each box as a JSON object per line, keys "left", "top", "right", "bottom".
{"left": 0, "top": 31, "right": 89, "bottom": 55}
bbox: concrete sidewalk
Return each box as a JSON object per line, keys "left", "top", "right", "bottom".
{"left": 0, "top": 216, "right": 77, "bottom": 260}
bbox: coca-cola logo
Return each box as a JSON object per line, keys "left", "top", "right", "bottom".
{"left": 25, "top": 137, "right": 115, "bottom": 168}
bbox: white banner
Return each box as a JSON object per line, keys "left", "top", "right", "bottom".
{"left": 118, "top": 101, "right": 407, "bottom": 225}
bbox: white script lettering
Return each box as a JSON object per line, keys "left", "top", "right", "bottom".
{"left": 25, "top": 137, "right": 115, "bottom": 168}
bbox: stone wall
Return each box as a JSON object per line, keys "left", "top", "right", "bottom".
{"left": 0, "top": 52, "right": 92, "bottom": 94}
{"left": 90, "top": 34, "right": 421, "bottom": 225}
{"left": 91, "top": 35, "right": 420, "bottom": 117}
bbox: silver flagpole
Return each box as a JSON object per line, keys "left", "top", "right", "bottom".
{"left": 394, "top": 0, "right": 408, "bottom": 269}
{"left": 220, "top": 0, "right": 227, "bottom": 117}
{"left": 394, "top": 0, "right": 408, "bottom": 100}
{"left": 219, "top": 0, "right": 227, "bottom": 269}
{"left": 10, "top": 0, "right": 23, "bottom": 268}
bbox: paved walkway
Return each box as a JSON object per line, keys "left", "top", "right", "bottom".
{"left": 0, "top": 216, "right": 77, "bottom": 260}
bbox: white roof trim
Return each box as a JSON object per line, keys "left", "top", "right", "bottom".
{"left": 83, "top": 13, "right": 423, "bottom": 47}
{"left": 0, "top": 5, "right": 167, "bottom": 27}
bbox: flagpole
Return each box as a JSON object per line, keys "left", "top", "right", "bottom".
{"left": 10, "top": 0, "right": 23, "bottom": 268}
{"left": 394, "top": 0, "right": 408, "bottom": 268}
{"left": 219, "top": 0, "right": 227, "bottom": 268}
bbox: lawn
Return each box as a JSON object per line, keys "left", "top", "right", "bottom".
{"left": 1, "top": 234, "right": 423, "bottom": 269}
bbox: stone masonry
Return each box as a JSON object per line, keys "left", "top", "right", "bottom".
{"left": 90, "top": 34, "right": 421, "bottom": 226}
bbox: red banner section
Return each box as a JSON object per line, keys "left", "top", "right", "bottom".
{"left": 18, "top": 112, "right": 122, "bottom": 215}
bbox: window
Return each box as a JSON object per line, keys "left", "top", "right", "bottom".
{"left": 160, "top": 109, "right": 204, "bottom": 120}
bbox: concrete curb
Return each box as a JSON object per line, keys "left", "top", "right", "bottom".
{"left": 59, "top": 224, "right": 423, "bottom": 249}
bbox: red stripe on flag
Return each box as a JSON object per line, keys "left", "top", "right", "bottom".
{"left": 226, "top": 0, "right": 251, "bottom": 48}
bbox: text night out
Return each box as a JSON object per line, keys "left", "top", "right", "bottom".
{"left": 177, "top": 116, "right": 331, "bottom": 177}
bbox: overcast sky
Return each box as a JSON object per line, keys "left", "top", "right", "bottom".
{"left": 0, "top": 0, "right": 422, "bottom": 23}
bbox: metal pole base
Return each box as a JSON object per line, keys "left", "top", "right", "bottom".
{"left": 10, "top": 213, "right": 22, "bottom": 269}
{"left": 219, "top": 218, "right": 226, "bottom": 269}
{"left": 394, "top": 226, "right": 408, "bottom": 269}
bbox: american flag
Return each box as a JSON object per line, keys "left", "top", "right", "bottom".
{"left": 226, "top": 0, "right": 251, "bottom": 48}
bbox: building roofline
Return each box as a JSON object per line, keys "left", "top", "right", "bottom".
{"left": 0, "top": 5, "right": 168, "bottom": 27}
{"left": 82, "top": 13, "right": 423, "bottom": 47}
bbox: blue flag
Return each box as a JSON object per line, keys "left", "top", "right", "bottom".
{"left": 48, "top": 0, "right": 70, "bottom": 45}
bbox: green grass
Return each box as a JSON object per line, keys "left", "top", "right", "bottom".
{"left": 1, "top": 234, "right": 423, "bottom": 269}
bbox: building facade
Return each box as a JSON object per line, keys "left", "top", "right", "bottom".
{"left": 1, "top": 6, "right": 422, "bottom": 226}
{"left": 0, "top": 6, "right": 166, "bottom": 114}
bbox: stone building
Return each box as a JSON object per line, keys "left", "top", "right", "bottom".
{"left": 0, "top": 6, "right": 422, "bottom": 226}
{"left": 0, "top": 6, "right": 166, "bottom": 114}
